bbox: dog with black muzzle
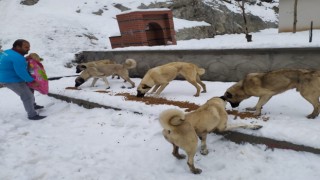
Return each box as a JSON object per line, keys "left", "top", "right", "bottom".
{"left": 137, "top": 62, "right": 206, "bottom": 97}
{"left": 75, "top": 59, "right": 122, "bottom": 80}
{"left": 159, "top": 96, "right": 262, "bottom": 174}
{"left": 223, "top": 68, "right": 320, "bottom": 118}
{"left": 75, "top": 59, "right": 136, "bottom": 89}
{"left": 75, "top": 59, "right": 114, "bottom": 73}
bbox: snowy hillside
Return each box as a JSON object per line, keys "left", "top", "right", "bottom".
{"left": 0, "top": 0, "right": 279, "bottom": 76}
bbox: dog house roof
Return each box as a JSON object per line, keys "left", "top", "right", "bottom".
{"left": 117, "top": 8, "right": 171, "bottom": 15}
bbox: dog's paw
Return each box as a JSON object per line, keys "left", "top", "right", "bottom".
{"left": 307, "top": 113, "right": 318, "bottom": 119}
{"left": 253, "top": 111, "right": 261, "bottom": 116}
{"left": 173, "top": 153, "right": 186, "bottom": 159}
{"left": 200, "top": 149, "right": 209, "bottom": 155}
{"left": 252, "top": 125, "right": 263, "bottom": 130}
{"left": 191, "top": 168, "right": 202, "bottom": 174}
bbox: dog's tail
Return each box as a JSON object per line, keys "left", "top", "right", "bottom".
{"left": 123, "top": 58, "right": 137, "bottom": 69}
{"left": 197, "top": 67, "right": 205, "bottom": 76}
{"left": 159, "top": 109, "right": 185, "bottom": 130}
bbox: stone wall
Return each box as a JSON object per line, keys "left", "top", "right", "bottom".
{"left": 74, "top": 48, "right": 320, "bottom": 82}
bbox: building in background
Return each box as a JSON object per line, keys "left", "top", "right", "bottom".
{"left": 279, "top": 0, "right": 320, "bottom": 32}
{"left": 109, "top": 9, "right": 176, "bottom": 49}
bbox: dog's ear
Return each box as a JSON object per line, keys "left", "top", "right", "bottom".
{"left": 225, "top": 92, "right": 233, "bottom": 99}
{"left": 76, "top": 66, "right": 81, "bottom": 73}
{"left": 80, "top": 65, "right": 87, "bottom": 69}
{"left": 142, "top": 84, "right": 151, "bottom": 89}
{"left": 219, "top": 96, "right": 227, "bottom": 101}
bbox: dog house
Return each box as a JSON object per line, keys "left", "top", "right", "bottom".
{"left": 109, "top": 9, "right": 177, "bottom": 49}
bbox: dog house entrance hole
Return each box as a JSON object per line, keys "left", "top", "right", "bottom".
{"left": 146, "top": 22, "right": 165, "bottom": 46}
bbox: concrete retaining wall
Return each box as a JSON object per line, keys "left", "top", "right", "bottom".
{"left": 75, "top": 48, "right": 320, "bottom": 82}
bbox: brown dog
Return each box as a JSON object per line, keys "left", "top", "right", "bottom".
{"left": 75, "top": 59, "right": 136, "bottom": 88}
{"left": 159, "top": 97, "right": 262, "bottom": 174}
{"left": 76, "top": 59, "right": 121, "bottom": 81}
{"left": 76, "top": 59, "right": 115, "bottom": 73}
{"left": 137, "top": 62, "right": 207, "bottom": 97}
{"left": 223, "top": 69, "right": 320, "bottom": 118}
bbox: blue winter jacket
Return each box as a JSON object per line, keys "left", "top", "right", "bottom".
{"left": 0, "top": 49, "right": 34, "bottom": 83}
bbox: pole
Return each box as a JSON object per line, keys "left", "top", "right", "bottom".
{"left": 309, "top": 21, "right": 313, "bottom": 43}
{"left": 293, "top": 0, "right": 298, "bottom": 33}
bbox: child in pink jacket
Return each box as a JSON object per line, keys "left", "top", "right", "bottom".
{"left": 26, "top": 53, "right": 48, "bottom": 95}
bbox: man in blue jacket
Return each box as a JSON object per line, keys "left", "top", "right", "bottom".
{"left": 0, "top": 39, "right": 46, "bottom": 120}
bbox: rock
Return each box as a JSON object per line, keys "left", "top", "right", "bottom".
{"left": 114, "top": 4, "right": 131, "bottom": 12}
{"left": 92, "top": 9, "right": 103, "bottom": 16}
{"left": 176, "top": 26, "right": 215, "bottom": 40}
{"left": 142, "top": 0, "right": 278, "bottom": 39}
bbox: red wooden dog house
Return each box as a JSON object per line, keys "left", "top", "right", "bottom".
{"left": 109, "top": 9, "right": 177, "bottom": 49}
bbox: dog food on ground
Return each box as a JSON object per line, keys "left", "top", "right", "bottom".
{"left": 63, "top": 88, "right": 268, "bottom": 120}
{"left": 227, "top": 110, "right": 266, "bottom": 120}
{"left": 116, "top": 93, "right": 269, "bottom": 120}
{"left": 116, "top": 93, "right": 199, "bottom": 112}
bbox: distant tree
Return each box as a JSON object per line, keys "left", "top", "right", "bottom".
{"left": 235, "top": 0, "right": 252, "bottom": 42}
{"left": 293, "top": 0, "right": 298, "bottom": 33}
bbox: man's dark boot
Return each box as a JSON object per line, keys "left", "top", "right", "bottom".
{"left": 28, "top": 115, "right": 46, "bottom": 120}
{"left": 34, "top": 104, "right": 44, "bottom": 110}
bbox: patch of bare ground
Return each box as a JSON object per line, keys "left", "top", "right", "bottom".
{"left": 94, "top": 90, "right": 110, "bottom": 93}
{"left": 115, "top": 93, "right": 269, "bottom": 120}
{"left": 65, "top": 87, "right": 81, "bottom": 90}
{"left": 64, "top": 88, "right": 269, "bottom": 120}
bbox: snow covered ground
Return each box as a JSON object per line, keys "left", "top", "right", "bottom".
{"left": 1, "top": 77, "right": 320, "bottom": 180}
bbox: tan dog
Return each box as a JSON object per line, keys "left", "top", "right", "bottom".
{"left": 75, "top": 59, "right": 115, "bottom": 73}
{"left": 26, "top": 53, "right": 43, "bottom": 62}
{"left": 137, "top": 62, "right": 206, "bottom": 97}
{"left": 223, "top": 69, "right": 320, "bottom": 118}
{"left": 75, "top": 59, "right": 136, "bottom": 89}
{"left": 159, "top": 97, "right": 262, "bottom": 174}
{"left": 76, "top": 59, "right": 121, "bottom": 81}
